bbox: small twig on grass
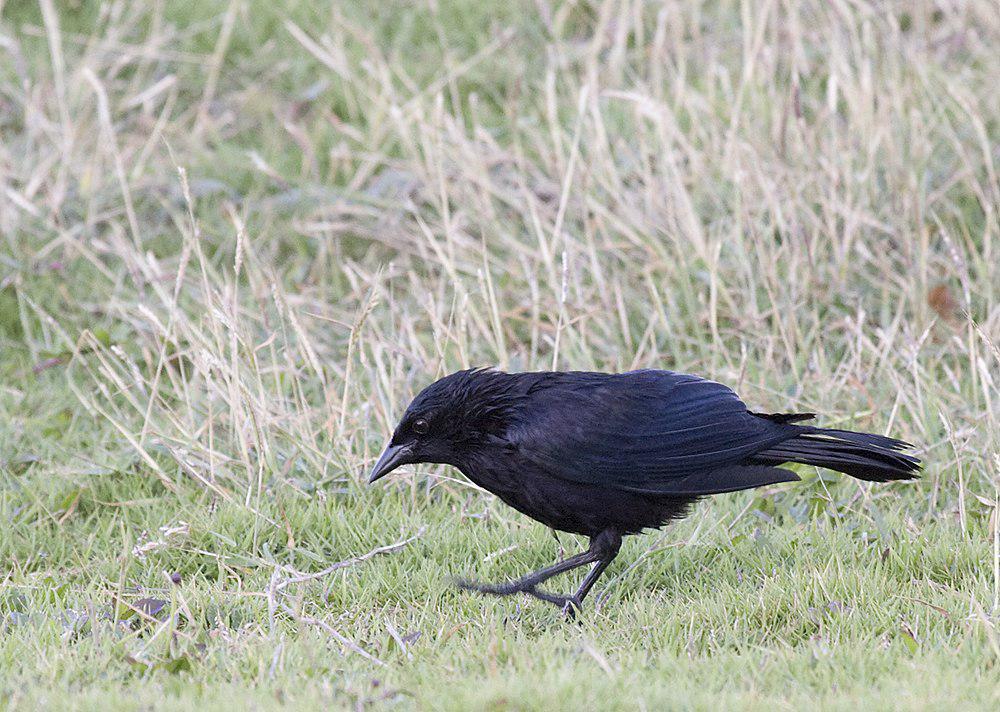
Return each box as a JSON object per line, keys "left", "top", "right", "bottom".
{"left": 273, "top": 526, "right": 426, "bottom": 591}
{"left": 265, "top": 528, "right": 425, "bottom": 665}
{"left": 482, "top": 544, "right": 519, "bottom": 564}
{"left": 279, "top": 602, "right": 385, "bottom": 666}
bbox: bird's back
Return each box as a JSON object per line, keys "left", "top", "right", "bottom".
{"left": 503, "top": 369, "right": 801, "bottom": 491}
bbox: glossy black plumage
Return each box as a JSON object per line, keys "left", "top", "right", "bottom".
{"left": 369, "top": 368, "right": 920, "bottom": 612}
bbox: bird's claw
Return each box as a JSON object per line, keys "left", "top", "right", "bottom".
{"left": 455, "top": 577, "right": 582, "bottom": 615}
{"left": 533, "top": 591, "right": 581, "bottom": 617}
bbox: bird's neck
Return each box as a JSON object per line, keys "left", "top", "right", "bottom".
{"left": 450, "top": 437, "right": 515, "bottom": 484}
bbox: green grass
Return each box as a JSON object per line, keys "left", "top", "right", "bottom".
{"left": 2, "top": 0, "right": 999, "bottom": 708}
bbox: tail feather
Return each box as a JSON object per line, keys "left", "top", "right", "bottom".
{"left": 752, "top": 411, "right": 816, "bottom": 424}
{"left": 752, "top": 427, "right": 921, "bottom": 482}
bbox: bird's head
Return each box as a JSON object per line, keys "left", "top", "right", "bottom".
{"left": 367, "top": 368, "right": 519, "bottom": 483}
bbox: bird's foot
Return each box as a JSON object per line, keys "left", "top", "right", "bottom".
{"left": 455, "top": 578, "right": 582, "bottom": 614}
{"left": 561, "top": 598, "right": 581, "bottom": 619}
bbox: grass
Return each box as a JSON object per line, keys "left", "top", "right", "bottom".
{"left": 1, "top": 0, "right": 999, "bottom": 708}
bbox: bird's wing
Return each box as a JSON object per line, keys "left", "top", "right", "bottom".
{"left": 508, "top": 370, "right": 801, "bottom": 495}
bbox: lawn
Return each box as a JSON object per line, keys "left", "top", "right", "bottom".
{"left": 1, "top": 1, "right": 998, "bottom": 709}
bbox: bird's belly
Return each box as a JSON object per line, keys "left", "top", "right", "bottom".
{"left": 460, "top": 459, "right": 695, "bottom": 536}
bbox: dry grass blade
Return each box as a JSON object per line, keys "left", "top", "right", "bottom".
{"left": 278, "top": 603, "right": 385, "bottom": 666}
{"left": 274, "top": 526, "right": 425, "bottom": 590}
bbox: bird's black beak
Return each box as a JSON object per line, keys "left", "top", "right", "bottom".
{"left": 368, "top": 443, "right": 412, "bottom": 484}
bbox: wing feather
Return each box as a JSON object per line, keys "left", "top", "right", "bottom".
{"left": 509, "top": 370, "right": 799, "bottom": 495}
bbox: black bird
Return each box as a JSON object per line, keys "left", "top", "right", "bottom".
{"left": 369, "top": 368, "right": 919, "bottom": 613}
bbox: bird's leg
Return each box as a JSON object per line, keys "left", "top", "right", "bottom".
{"left": 574, "top": 556, "right": 615, "bottom": 604}
{"left": 457, "top": 530, "right": 622, "bottom": 613}
{"left": 457, "top": 549, "right": 599, "bottom": 597}
{"left": 558, "top": 531, "right": 622, "bottom": 616}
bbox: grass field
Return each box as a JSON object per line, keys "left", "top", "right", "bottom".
{"left": 1, "top": 0, "right": 999, "bottom": 708}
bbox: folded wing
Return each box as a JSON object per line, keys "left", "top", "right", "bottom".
{"left": 509, "top": 370, "right": 802, "bottom": 495}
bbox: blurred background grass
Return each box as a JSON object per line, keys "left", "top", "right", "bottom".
{"left": 1, "top": 1, "right": 998, "bottom": 708}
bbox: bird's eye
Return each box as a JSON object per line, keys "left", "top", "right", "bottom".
{"left": 412, "top": 418, "right": 429, "bottom": 435}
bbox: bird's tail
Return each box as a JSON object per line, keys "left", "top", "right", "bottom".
{"left": 753, "top": 426, "right": 921, "bottom": 482}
